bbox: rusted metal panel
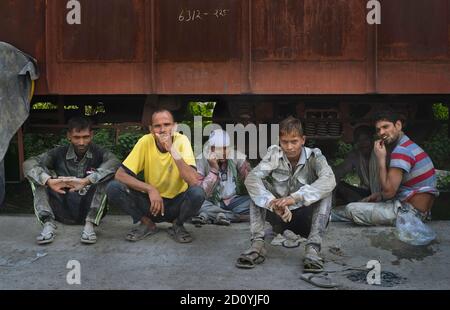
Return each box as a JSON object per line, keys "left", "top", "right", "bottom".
{"left": 377, "top": 63, "right": 450, "bottom": 94}
{"left": 0, "top": 0, "right": 47, "bottom": 94}
{"left": 155, "top": 0, "right": 243, "bottom": 94}
{"left": 156, "top": 62, "right": 242, "bottom": 94}
{"left": 377, "top": 0, "right": 450, "bottom": 93}
{"left": 252, "top": 0, "right": 367, "bottom": 61}
{"left": 46, "top": 0, "right": 149, "bottom": 94}
{"left": 379, "top": 0, "right": 449, "bottom": 61}
{"left": 2, "top": 0, "right": 449, "bottom": 95}
{"left": 250, "top": 62, "right": 369, "bottom": 94}
{"left": 156, "top": 0, "right": 241, "bottom": 62}
{"left": 250, "top": 0, "right": 370, "bottom": 94}
{"left": 57, "top": 0, "right": 145, "bottom": 62}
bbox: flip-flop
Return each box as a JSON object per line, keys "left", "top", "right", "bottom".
{"left": 36, "top": 222, "right": 56, "bottom": 245}
{"left": 282, "top": 239, "right": 302, "bottom": 248}
{"left": 80, "top": 230, "right": 97, "bottom": 244}
{"left": 301, "top": 273, "right": 339, "bottom": 289}
{"left": 126, "top": 225, "right": 159, "bottom": 242}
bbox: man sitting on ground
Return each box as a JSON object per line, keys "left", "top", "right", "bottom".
{"left": 337, "top": 111, "right": 438, "bottom": 226}
{"left": 333, "top": 125, "right": 379, "bottom": 205}
{"left": 106, "top": 109, "right": 205, "bottom": 243}
{"left": 236, "top": 116, "right": 336, "bottom": 273}
{"left": 24, "top": 117, "right": 120, "bottom": 245}
{"left": 192, "top": 129, "right": 251, "bottom": 226}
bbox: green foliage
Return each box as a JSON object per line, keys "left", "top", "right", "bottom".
{"left": 32, "top": 102, "right": 57, "bottom": 110}
{"left": 437, "top": 174, "right": 450, "bottom": 191}
{"left": 433, "top": 103, "right": 449, "bottom": 121}
{"left": 24, "top": 128, "right": 144, "bottom": 161}
{"left": 114, "top": 131, "right": 144, "bottom": 160}
{"left": 423, "top": 124, "right": 450, "bottom": 170}
{"left": 188, "top": 102, "right": 215, "bottom": 117}
{"left": 24, "top": 131, "right": 66, "bottom": 159}
{"left": 330, "top": 140, "right": 353, "bottom": 167}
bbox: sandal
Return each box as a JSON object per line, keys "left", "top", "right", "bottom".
{"left": 126, "top": 224, "right": 158, "bottom": 242}
{"left": 167, "top": 224, "right": 193, "bottom": 243}
{"left": 303, "top": 246, "right": 324, "bottom": 273}
{"left": 301, "top": 273, "right": 339, "bottom": 289}
{"left": 80, "top": 230, "right": 97, "bottom": 244}
{"left": 235, "top": 240, "right": 267, "bottom": 269}
{"left": 36, "top": 222, "right": 56, "bottom": 245}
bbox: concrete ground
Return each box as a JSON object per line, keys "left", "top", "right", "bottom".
{"left": 0, "top": 214, "right": 449, "bottom": 290}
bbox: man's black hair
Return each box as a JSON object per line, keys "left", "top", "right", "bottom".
{"left": 372, "top": 110, "right": 404, "bottom": 125}
{"left": 67, "top": 117, "right": 93, "bottom": 132}
{"left": 353, "top": 125, "right": 374, "bottom": 142}
{"left": 150, "top": 108, "right": 175, "bottom": 125}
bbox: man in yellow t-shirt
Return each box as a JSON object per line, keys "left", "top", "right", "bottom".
{"left": 106, "top": 109, "right": 205, "bottom": 243}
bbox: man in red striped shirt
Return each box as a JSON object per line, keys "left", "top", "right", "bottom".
{"left": 338, "top": 110, "right": 438, "bottom": 226}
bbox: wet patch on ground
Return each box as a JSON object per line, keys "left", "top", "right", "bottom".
{"left": 366, "top": 230, "right": 437, "bottom": 262}
{"left": 346, "top": 270, "right": 407, "bottom": 287}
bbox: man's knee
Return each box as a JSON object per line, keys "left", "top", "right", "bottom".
{"left": 186, "top": 186, "right": 206, "bottom": 207}
{"left": 106, "top": 180, "right": 127, "bottom": 202}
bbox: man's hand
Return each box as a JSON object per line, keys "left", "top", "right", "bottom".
{"left": 155, "top": 133, "right": 173, "bottom": 152}
{"left": 58, "top": 177, "right": 90, "bottom": 192}
{"left": 207, "top": 151, "right": 220, "bottom": 171}
{"left": 46, "top": 178, "right": 71, "bottom": 194}
{"left": 148, "top": 187, "right": 164, "bottom": 217}
{"left": 269, "top": 198, "right": 295, "bottom": 223}
{"left": 361, "top": 192, "right": 382, "bottom": 202}
{"left": 270, "top": 197, "right": 296, "bottom": 209}
{"left": 373, "top": 139, "right": 387, "bottom": 161}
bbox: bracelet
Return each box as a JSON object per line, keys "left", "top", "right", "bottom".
{"left": 210, "top": 169, "right": 219, "bottom": 176}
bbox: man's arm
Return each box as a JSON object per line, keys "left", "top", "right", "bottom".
{"left": 23, "top": 151, "right": 55, "bottom": 186}
{"left": 244, "top": 146, "right": 278, "bottom": 210}
{"left": 290, "top": 150, "right": 337, "bottom": 206}
{"left": 374, "top": 140, "right": 404, "bottom": 200}
{"left": 170, "top": 148, "right": 202, "bottom": 186}
{"left": 195, "top": 157, "right": 220, "bottom": 198}
{"left": 86, "top": 149, "right": 121, "bottom": 184}
{"left": 115, "top": 166, "right": 164, "bottom": 216}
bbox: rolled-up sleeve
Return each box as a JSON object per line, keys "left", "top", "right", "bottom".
{"left": 87, "top": 150, "right": 120, "bottom": 184}
{"left": 244, "top": 147, "right": 279, "bottom": 210}
{"left": 23, "top": 151, "right": 55, "bottom": 186}
{"left": 290, "top": 151, "right": 336, "bottom": 206}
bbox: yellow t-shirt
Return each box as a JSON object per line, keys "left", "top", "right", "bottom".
{"left": 122, "top": 133, "right": 196, "bottom": 198}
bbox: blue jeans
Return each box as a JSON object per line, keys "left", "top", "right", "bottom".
{"left": 198, "top": 195, "right": 251, "bottom": 223}
{"left": 106, "top": 180, "right": 205, "bottom": 226}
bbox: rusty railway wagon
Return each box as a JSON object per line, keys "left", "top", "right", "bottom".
{"left": 1, "top": 0, "right": 449, "bottom": 145}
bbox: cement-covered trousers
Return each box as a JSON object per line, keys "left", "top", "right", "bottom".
{"left": 30, "top": 181, "right": 109, "bottom": 226}
{"left": 250, "top": 195, "right": 332, "bottom": 251}
{"left": 198, "top": 195, "right": 250, "bottom": 223}
{"left": 336, "top": 200, "right": 427, "bottom": 226}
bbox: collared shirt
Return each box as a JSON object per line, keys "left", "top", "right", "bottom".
{"left": 245, "top": 145, "right": 336, "bottom": 210}
{"left": 23, "top": 143, "right": 120, "bottom": 186}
